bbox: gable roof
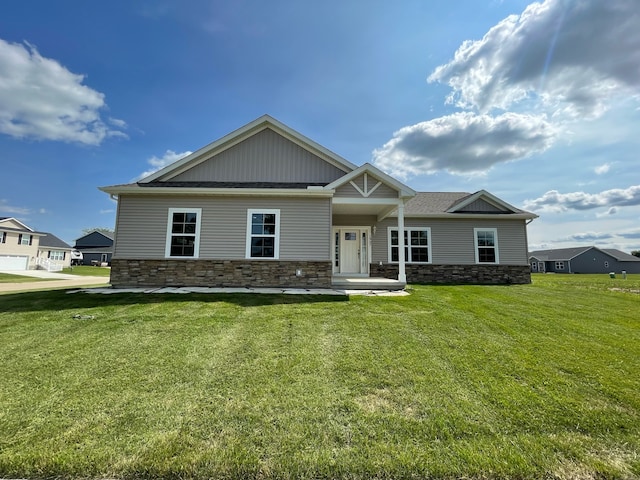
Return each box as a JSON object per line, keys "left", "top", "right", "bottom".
{"left": 39, "top": 233, "right": 72, "bottom": 250}
{"left": 140, "top": 115, "right": 357, "bottom": 183}
{"left": 529, "top": 246, "right": 640, "bottom": 262}
{"left": 324, "top": 163, "right": 416, "bottom": 198}
{"left": 75, "top": 230, "right": 114, "bottom": 242}
{"left": 395, "top": 191, "right": 537, "bottom": 219}
{"left": 446, "top": 190, "right": 525, "bottom": 214}
{"left": 528, "top": 246, "right": 593, "bottom": 261}
{"left": 0, "top": 216, "right": 34, "bottom": 232}
{"left": 601, "top": 249, "right": 640, "bottom": 262}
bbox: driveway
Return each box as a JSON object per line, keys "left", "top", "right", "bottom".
{"left": 0, "top": 270, "right": 110, "bottom": 293}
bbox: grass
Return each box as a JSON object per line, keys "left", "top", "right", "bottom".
{"left": 62, "top": 265, "right": 112, "bottom": 276}
{"left": 0, "top": 274, "right": 638, "bottom": 479}
{"left": 0, "top": 273, "right": 52, "bottom": 283}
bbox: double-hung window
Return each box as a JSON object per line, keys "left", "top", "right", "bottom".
{"left": 246, "top": 209, "right": 280, "bottom": 259}
{"left": 474, "top": 228, "right": 499, "bottom": 264}
{"left": 18, "top": 234, "right": 33, "bottom": 246}
{"left": 389, "top": 228, "right": 431, "bottom": 263}
{"left": 165, "top": 208, "right": 201, "bottom": 258}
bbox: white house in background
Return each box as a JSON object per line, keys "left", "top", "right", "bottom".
{"left": 0, "top": 217, "right": 72, "bottom": 271}
{"left": 100, "top": 115, "right": 538, "bottom": 289}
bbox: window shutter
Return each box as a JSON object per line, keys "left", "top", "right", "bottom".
{"left": 63, "top": 252, "right": 66, "bottom": 260}
{"left": 48, "top": 251, "right": 51, "bottom": 258}
{"left": 18, "top": 234, "right": 22, "bottom": 244}
{"left": 29, "top": 235, "right": 33, "bottom": 245}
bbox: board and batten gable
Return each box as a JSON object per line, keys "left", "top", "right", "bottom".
{"left": 168, "top": 129, "right": 347, "bottom": 184}
{"left": 113, "top": 195, "right": 331, "bottom": 261}
{"left": 371, "top": 217, "right": 530, "bottom": 265}
{"left": 455, "top": 198, "right": 508, "bottom": 213}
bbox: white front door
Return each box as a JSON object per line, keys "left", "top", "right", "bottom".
{"left": 333, "top": 227, "right": 370, "bottom": 275}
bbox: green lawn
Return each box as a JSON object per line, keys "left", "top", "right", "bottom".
{"left": 0, "top": 273, "right": 52, "bottom": 283}
{"left": 0, "top": 274, "right": 638, "bottom": 479}
{"left": 62, "top": 265, "right": 112, "bottom": 277}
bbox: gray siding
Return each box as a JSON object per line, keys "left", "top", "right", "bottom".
{"left": 570, "top": 250, "right": 640, "bottom": 274}
{"left": 371, "top": 217, "right": 529, "bottom": 265}
{"left": 171, "top": 129, "right": 346, "bottom": 183}
{"left": 332, "top": 215, "right": 377, "bottom": 226}
{"left": 114, "top": 195, "right": 331, "bottom": 261}
{"left": 458, "top": 199, "right": 506, "bottom": 213}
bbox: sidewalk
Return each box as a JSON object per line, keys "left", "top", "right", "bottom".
{"left": 0, "top": 270, "right": 110, "bottom": 294}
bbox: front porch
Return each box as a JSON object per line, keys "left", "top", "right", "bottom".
{"left": 331, "top": 276, "right": 406, "bottom": 290}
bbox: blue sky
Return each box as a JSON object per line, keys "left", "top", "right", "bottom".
{"left": 1, "top": 0, "right": 639, "bottom": 252}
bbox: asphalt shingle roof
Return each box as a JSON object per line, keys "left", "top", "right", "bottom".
{"left": 39, "top": 233, "right": 72, "bottom": 250}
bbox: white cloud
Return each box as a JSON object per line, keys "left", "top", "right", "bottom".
{"left": 428, "top": 0, "right": 640, "bottom": 119}
{"left": 108, "top": 117, "right": 128, "bottom": 129}
{"left": 373, "top": 112, "right": 556, "bottom": 177}
{"left": 374, "top": 0, "right": 640, "bottom": 179}
{"left": 0, "top": 39, "right": 125, "bottom": 145}
{"left": 523, "top": 185, "right": 640, "bottom": 212}
{"left": 0, "top": 200, "right": 31, "bottom": 216}
{"left": 137, "top": 150, "right": 193, "bottom": 180}
{"left": 594, "top": 163, "right": 611, "bottom": 175}
{"left": 596, "top": 206, "right": 618, "bottom": 218}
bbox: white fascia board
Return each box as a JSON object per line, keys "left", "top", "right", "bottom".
{"left": 332, "top": 197, "right": 403, "bottom": 205}
{"left": 393, "top": 212, "right": 539, "bottom": 220}
{"left": 447, "top": 189, "right": 521, "bottom": 213}
{"left": 140, "top": 115, "right": 357, "bottom": 183}
{"left": 99, "top": 185, "right": 334, "bottom": 198}
{"left": 325, "top": 163, "right": 416, "bottom": 198}
{"left": 0, "top": 217, "right": 34, "bottom": 231}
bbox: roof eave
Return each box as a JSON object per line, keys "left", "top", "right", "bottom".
{"left": 99, "top": 185, "right": 335, "bottom": 197}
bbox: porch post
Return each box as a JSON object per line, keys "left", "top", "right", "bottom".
{"left": 397, "top": 201, "right": 407, "bottom": 283}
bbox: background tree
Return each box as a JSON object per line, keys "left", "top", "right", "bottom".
{"left": 631, "top": 250, "right": 640, "bottom": 258}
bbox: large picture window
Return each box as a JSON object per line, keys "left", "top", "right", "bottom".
{"left": 165, "top": 208, "right": 201, "bottom": 258}
{"left": 246, "top": 209, "right": 280, "bottom": 259}
{"left": 49, "top": 251, "right": 65, "bottom": 261}
{"left": 388, "top": 228, "right": 431, "bottom": 263}
{"left": 474, "top": 228, "right": 499, "bottom": 264}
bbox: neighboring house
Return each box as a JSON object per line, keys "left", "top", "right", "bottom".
{"left": 100, "top": 115, "right": 538, "bottom": 289}
{"left": 37, "top": 233, "right": 73, "bottom": 271}
{"left": 529, "top": 246, "right": 640, "bottom": 274}
{"left": 74, "top": 230, "right": 114, "bottom": 266}
{"left": 0, "top": 217, "right": 72, "bottom": 271}
{"left": 0, "top": 217, "right": 44, "bottom": 270}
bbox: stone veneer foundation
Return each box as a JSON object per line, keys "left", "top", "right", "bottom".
{"left": 110, "top": 259, "right": 333, "bottom": 288}
{"left": 370, "top": 263, "right": 532, "bottom": 285}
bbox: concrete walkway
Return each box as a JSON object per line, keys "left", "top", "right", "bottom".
{"left": 70, "top": 286, "right": 408, "bottom": 296}
{"left": 0, "top": 270, "right": 408, "bottom": 296}
{"left": 0, "top": 270, "right": 110, "bottom": 294}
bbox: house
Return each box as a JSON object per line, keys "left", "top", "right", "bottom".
{"left": 74, "top": 230, "right": 114, "bottom": 266}
{"left": 529, "top": 246, "right": 640, "bottom": 274}
{"left": 0, "top": 217, "right": 72, "bottom": 271}
{"left": 37, "top": 232, "right": 73, "bottom": 271}
{"left": 100, "top": 115, "right": 538, "bottom": 289}
{"left": 0, "top": 217, "right": 44, "bottom": 270}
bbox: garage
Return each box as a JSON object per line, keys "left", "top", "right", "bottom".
{"left": 0, "top": 255, "right": 29, "bottom": 270}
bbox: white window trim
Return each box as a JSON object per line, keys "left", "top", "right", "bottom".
{"left": 164, "top": 208, "right": 202, "bottom": 258}
{"left": 387, "top": 227, "right": 432, "bottom": 264}
{"left": 246, "top": 209, "right": 280, "bottom": 260}
{"left": 50, "top": 250, "right": 65, "bottom": 261}
{"left": 474, "top": 228, "right": 499, "bottom": 264}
